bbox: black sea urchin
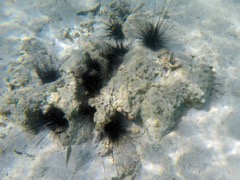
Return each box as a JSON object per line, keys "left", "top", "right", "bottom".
{"left": 33, "top": 57, "right": 61, "bottom": 84}
{"left": 75, "top": 53, "right": 106, "bottom": 97}
{"left": 27, "top": 106, "right": 69, "bottom": 135}
{"left": 80, "top": 105, "right": 97, "bottom": 122}
{"left": 84, "top": 53, "right": 102, "bottom": 74}
{"left": 95, "top": 111, "right": 140, "bottom": 177}
{"left": 43, "top": 106, "right": 69, "bottom": 134}
{"left": 105, "top": 20, "right": 125, "bottom": 41}
{"left": 136, "top": 18, "right": 172, "bottom": 51}
{"left": 99, "top": 111, "right": 128, "bottom": 146}
{"left": 100, "top": 42, "right": 129, "bottom": 72}
{"left": 81, "top": 71, "right": 104, "bottom": 96}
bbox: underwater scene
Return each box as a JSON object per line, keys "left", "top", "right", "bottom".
{"left": 0, "top": 0, "right": 240, "bottom": 179}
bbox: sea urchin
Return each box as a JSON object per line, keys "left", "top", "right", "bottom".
{"left": 32, "top": 57, "right": 61, "bottom": 84}
{"left": 99, "top": 111, "right": 128, "bottom": 146}
{"left": 100, "top": 41, "right": 129, "bottom": 72}
{"left": 27, "top": 106, "right": 69, "bottom": 135}
{"left": 105, "top": 20, "right": 125, "bottom": 41}
{"left": 136, "top": 18, "right": 172, "bottom": 51}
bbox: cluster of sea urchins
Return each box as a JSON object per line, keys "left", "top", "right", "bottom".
{"left": 25, "top": 1, "right": 172, "bottom": 168}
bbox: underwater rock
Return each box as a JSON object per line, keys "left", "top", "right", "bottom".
{"left": 76, "top": 3, "right": 101, "bottom": 16}
{"left": 1, "top": 65, "right": 91, "bottom": 146}
{"left": 90, "top": 47, "right": 214, "bottom": 141}
{"left": 0, "top": 3, "right": 215, "bottom": 178}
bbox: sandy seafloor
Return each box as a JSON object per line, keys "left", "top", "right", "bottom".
{"left": 0, "top": 0, "right": 240, "bottom": 179}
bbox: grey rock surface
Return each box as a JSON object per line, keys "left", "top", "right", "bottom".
{"left": 90, "top": 47, "right": 214, "bottom": 142}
